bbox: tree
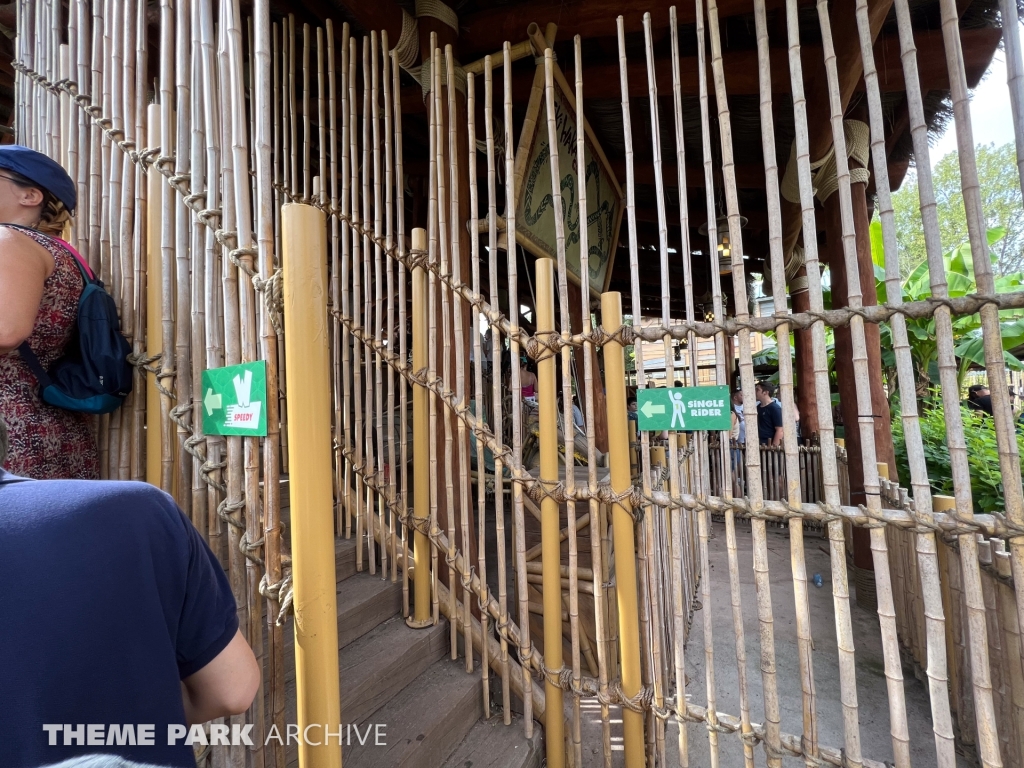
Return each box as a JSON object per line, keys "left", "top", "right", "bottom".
{"left": 891, "top": 142, "right": 1024, "bottom": 277}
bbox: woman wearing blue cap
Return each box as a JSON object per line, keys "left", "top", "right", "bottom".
{"left": 0, "top": 145, "right": 98, "bottom": 479}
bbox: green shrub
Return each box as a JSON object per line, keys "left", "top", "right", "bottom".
{"left": 892, "top": 405, "right": 1024, "bottom": 514}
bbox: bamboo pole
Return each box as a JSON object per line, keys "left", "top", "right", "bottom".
{"left": 217, "top": 20, "right": 250, "bottom": 768}
{"left": 255, "top": 1, "right": 286, "bottom": 763}
{"left": 282, "top": 202, "right": 342, "bottom": 768}
{"left": 188, "top": 0, "right": 207, "bottom": 537}
{"left": 433, "top": 42, "right": 457, "bottom": 657}
{"left": 703, "top": 2, "right": 781, "bottom": 763}
{"left": 362, "top": 36, "right": 377, "bottom": 578}
{"left": 327, "top": 21, "right": 341, "bottom": 542}
{"left": 602, "top": 289, "right": 646, "bottom": 768}
{"left": 780, "top": 0, "right": 868, "bottom": 764}
{"left": 130, "top": 0, "right": 147, "bottom": 484}
{"left": 173, "top": 0, "right": 192, "bottom": 519}
{"left": 614, "top": 18, "right": 660, "bottom": 764}
{"left": 372, "top": 32, "right": 387, "bottom": 582}
{"left": 444, "top": 43, "right": 475, "bottom": 675}
{"left": 857, "top": 0, "right": 956, "bottom": 761}
{"left": 504, "top": 39, "right": 535, "bottom": 736}
{"left": 639, "top": 13, "right": 683, "bottom": 767}
{"left": 197, "top": 0, "right": 225, "bottom": 562}
{"left": 813, "top": 1, "right": 910, "bottom": 764}
{"left": 539, "top": 45, "right": 583, "bottom": 765}
{"left": 350, "top": 34, "right": 365, "bottom": 573}
{"left": 536, "top": 257, "right": 565, "bottom": 768}
{"left": 146, "top": 107, "right": 164, "bottom": 489}
{"left": 427, "top": 36, "right": 440, "bottom": 628}
{"left": 391, "top": 48, "right": 411, "bottom": 621}
{"left": 225, "top": 1, "right": 267, "bottom": 759}
{"left": 157, "top": 0, "right": 176, "bottom": 495}
{"left": 339, "top": 25, "right": 352, "bottom": 541}
{"left": 574, "top": 35, "right": 613, "bottom": 766}
{"left": 748, "top": 0, "right": 819, "bottom": 758}
{"left": 410, "top": 226, "right": 432, "bottom": 628}
{"left": 466, "top": 69, "right": 491, "bottom": 712}
{"left": 118, "top": 0, "right": 138, "bottom": 484}
{"left": 381, "top": 31, "right": 398, "bottom": 588}
{"left": 484, "top": 53, "right": 513, "bottom": 724}
{"left": 74, "top": 0, "right": 90, "bottom": 261}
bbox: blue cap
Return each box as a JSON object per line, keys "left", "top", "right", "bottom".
{"left": 0, "top": 145, "right": 76, "bottom": 213}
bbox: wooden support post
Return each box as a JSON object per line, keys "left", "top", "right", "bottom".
{"left": 410, "top": 227, "right": 432, "bottom": 628}
{"left": 282, "top": 203, "right": 342, "bottom": 768}
{"left": 602, "top": 290, "right": 646, "bottom": 768}
{"left": 536, "top": 257, "right": 565, "bottom": 768}
{"left": 790, "top": 273, "right": 819, "bottom": 439}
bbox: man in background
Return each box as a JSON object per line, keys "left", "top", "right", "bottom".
{"left": 755, "top": 380, "right": 784, "bottom": 446}
{"left": 967, "top": 383, "right": 994, "bottom": 416}
{"left": 0, "top": 416, "right": 260, "bottom": 768}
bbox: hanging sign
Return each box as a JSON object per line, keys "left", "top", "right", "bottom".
{"left": 636, "top": 386, "right": 731, "bottom": 432}
{"left": 513, "top": 61, "right": 623, "bottom": 294}
{"left": 201, "top": 361, "right": 268, "bottom": 437}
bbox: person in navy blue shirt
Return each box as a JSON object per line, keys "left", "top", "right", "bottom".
{"left": 755, "top": 380, "right": 784, "bottom": 446}
{"left": 0, "top": 416, "right": 260, "bottom": 768}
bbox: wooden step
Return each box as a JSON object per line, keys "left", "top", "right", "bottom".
{"left": 336, "top": 536, "right": 359, "bottom": 584}
{"left": 280, "top": 618, "right": 451, "bottom": 767}
{"left": 441, "top": 714, "right": 544, "bottom": 768}
{"left": 343, "top": 657, "right": 484, "bottom": 768}
{"left": 336, "top": 573, "right": 403, "bottom": 649}
{"left": 277, "top": 569, "right": 403, "bottom": 672}
{"left": 278, "top": 613, "right": 449, "bottom": 725}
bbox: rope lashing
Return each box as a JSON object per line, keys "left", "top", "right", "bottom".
{"left": 394, "top": 9, "right": 420, "bottom": 70}
{"left": 416, "top": 0, "right": 459, "bottom": 33}
{"left": 417, "top": 54, "right": 469, "bottom": 100}
{"left": 811, "top": 120, "right": 872, "bottom": 204}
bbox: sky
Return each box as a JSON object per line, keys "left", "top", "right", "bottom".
{"left": 929, "top": 51, "right": 1018, "bottom": 166}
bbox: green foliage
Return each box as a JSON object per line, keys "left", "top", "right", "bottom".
{"left": 892, "top": 405, "right": 1024, "bottom": 514}
{"left": 891, "top": 142, "right": 1024, "bottom": 278}
{"left": 872, "top": 220, "right": 1024, "bottom": 396}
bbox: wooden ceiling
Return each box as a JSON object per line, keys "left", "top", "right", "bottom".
{"left": 314, "top": 0, "right": 1001, "bottom": 312}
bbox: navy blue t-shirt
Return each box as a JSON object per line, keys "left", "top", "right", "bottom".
{"left": 756, "top": 399, "right": 783, "bottom": 444}
{"left": 0, "top": 472, "right": 238, "bottom": 768}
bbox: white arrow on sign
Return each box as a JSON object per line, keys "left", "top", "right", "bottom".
{"left": 640, "top": 400, "right": 665, "bottom": 418}
{"left": 204, "top": 387, "right": 223, "bottom": 416}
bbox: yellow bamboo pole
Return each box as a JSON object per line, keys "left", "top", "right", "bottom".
{"left": 409, "top": 226, "right": 432, "bottom": 628}
{"left": 145, "top": 105, "right": 163, "bottom": 488}
{"left": 602, "top": 290, "right": 646, "bottom": 768}
{"left": 934, "top": 494, "right": 960, "bottom": 718}
{"left": 282, "top": 202, "right": 342, "bottom": 768}
{"left": 536, "top": 257, "right": 565, "bottom": 768}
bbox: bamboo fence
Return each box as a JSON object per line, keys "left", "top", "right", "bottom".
{"left": 12, "top": 0, "right": 1024, "bottom": 766}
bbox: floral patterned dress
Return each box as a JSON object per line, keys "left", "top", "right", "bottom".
{"left": 0, "top": 226, "right": 98, "bottom": 479}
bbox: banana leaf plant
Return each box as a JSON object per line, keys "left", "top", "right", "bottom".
{"left": 873, "top": 221, "right": 1024, "bottom": 401}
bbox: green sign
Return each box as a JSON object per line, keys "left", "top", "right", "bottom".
{"left": 201, "top": 361, "right": 268, "bottom": 437}
{"left": 636, "top": 386, "right": 731, "bottom": 432}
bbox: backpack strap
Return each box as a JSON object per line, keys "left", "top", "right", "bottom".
{"left": 17, "top": 341, "right": 54, "bottom": 389}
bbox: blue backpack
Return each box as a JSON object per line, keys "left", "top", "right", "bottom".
{"left": 17, "top": 230, "right": 133, "bottom": 415}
